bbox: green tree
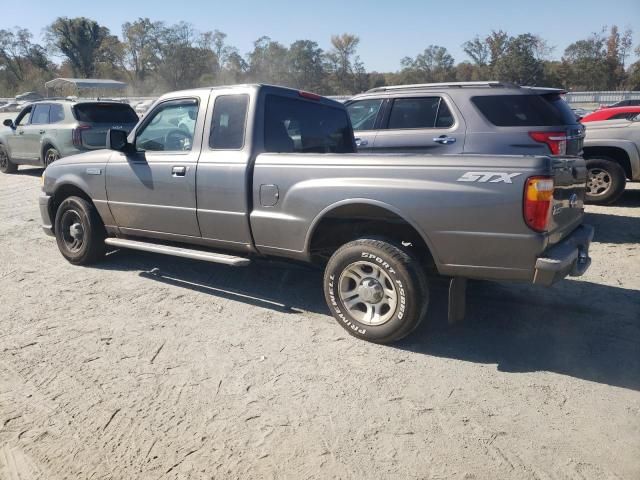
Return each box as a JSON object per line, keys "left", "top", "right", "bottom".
{"left": 247, "top": 36, "right": 289, "bottom": 85}
{"left": 287, "top": 40, "right": 325, "bottom": 92}
{"left": 0, "top": 28, "right": 51, "bottom": 89}
{"left": 563, "top": 31, "right": 610, "bottom": 90}
{"left": 493, "top": 34, "right": 545, "bottom": 85}
{"left": 46, "top": 17, "right": 122, "bottom": 78}
{"left": 325, "top": 33, "right": 362, "bottom": 94}
{"left": 399, "top": 45, "right": 455, "bottom": 83}
{"left": 121, "top": 18, "right": 163, "bottom": 85}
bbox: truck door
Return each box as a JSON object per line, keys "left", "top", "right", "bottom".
{"left": 372, "top": 95, "right": 465, "bottom": 153}
{"left": 106, "top": 97, "right": 204, "bottom": 237}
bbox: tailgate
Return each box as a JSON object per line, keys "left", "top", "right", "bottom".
{"left": 81, "top": 122, "right": 136, "bottom": 149}
{"left": 547, "top": 156, "right": 587, "bottom": 243}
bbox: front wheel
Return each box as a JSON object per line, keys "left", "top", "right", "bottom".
{"left": 54, "top": 196, "right": 106, "bottom": 265}
{"left": 585, "top": 158, "right": 626, "bottom": 205}
{"left": 323, "top": 238, "right": 429, "bottom": 344}
{"left": 0, "top": 144, "right": 17, "bottom": 174}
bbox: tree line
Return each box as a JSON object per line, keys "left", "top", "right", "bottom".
{"left": 1, "top": 17, "right": 639, "bottom": 97}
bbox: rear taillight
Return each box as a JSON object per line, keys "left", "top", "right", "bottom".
{"left": 524, "top": 176, "right": 554, "bottom": 232}
{"left": 529, "top": 131, "right": 567, "bottom": 155}
{"left": 72, "top": 125, "right": 91, "bottom": 147}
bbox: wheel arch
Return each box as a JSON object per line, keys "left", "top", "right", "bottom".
{"left": 583, "top": 144, "right": 634, "bottom": 180}
{"left": 48, "top": 183, "right": 96, "bottom": 232}
{"left": 305, "top": 199, "right": 440, "bottom": 269}
{"left": 40, "top": 140, "right": 61, "bottom": 165}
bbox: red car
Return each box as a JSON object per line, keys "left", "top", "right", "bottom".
{"left": 581, "top": 106, "right": 640, "bottom": 122}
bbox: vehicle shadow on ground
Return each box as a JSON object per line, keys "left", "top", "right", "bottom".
{"left": 16, "top": 167, "right": 44, "bottom": 177}
{"left": 585, "top": 211, "right": 640, "bottom": 244}
{"left": 607, "top": 187, "right": 640, "bottom": 208}
{"left": 98, "top": 249, "right": 640, "bottom": 391}
{"left": 398, "top": 279, "right": 640, "bottom": 391}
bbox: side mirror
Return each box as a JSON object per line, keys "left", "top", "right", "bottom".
{"left": 3, "top": 119, "right": 14, "bottom": 129}
{"left": 106, "top": 129, "right": 129, "bottom": 152}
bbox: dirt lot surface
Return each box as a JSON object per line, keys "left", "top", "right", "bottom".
{"left": 0, "top": 168, "right": 638, "bottom": 480}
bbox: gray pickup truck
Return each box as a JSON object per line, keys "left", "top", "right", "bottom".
{"left": 40, "top": 84, "right": 593, "bottom": 343}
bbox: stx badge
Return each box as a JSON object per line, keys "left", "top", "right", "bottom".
{"left": 457, "top": 171, "right": 522, "bottom": 184}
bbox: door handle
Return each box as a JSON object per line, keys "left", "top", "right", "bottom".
{"left": 433, "top": 135, "right": 456, "bottom": 145}
{"left": 171, "top": 166, "right": 187, "bottom": 177}
{"left": 355, "top": 138, "right": 368, "bottom": 147}
{"left": 18, "top": 130, "right": 24, "bottom": 135}
{"left": 39, "top": 130, "right": 45, "bottom": 134}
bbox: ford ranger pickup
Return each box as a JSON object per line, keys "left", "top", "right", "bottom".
{"left": 39, "top": 84, "right": 593, "bottom": 343}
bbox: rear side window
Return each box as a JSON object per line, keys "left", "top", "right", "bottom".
{"left": 264, "top": 95, "right": 354, "bottom": 153}
{"left": 73, "top": 103, "right": 138, "bottom": 123}
{"left": 347, "top": 99, "right": 383, "bottom": 131}
{"left": 472, "top": 94, "right": 577, "bottom": 127}
{"left": 210, "top": 94, "right": 249, "bottom": 149}
{"left": 50, "top": 104, "right": 64, "bottom": 123}
{"left": 31, "top": 104, "right": 50, "bottom": 125}
{"left": 387, "top": 97, "right": 454, "bottom": 129}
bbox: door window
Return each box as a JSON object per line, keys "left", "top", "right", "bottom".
{"left": 14, "top": 106, "right": 32, "bottom": 126}
{"left": 50, "top": 104, "right": 65, "bottom": 123}
{"left": 346, "top": 99, "right": 383, "bottom": 131}
{"left": 31, "top": 104, "right": 51, "bottom": 125}
{"left": 209, "top": 94, "right": 249, "bottom": 149}
{"left": 388, "top": 97, "right": 451, "bottom": 129}
{"left": 135, "top": 99, "right": 199, "bottom": 152}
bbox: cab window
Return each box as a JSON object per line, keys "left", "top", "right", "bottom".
{"left": 209, "top": 94, "right": 249, "bottom": 149}
{"left": 135, "top": 99, "right": 198, "bottom": 152}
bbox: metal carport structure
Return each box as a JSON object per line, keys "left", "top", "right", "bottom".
{"left": 44, "top": 78, "right": 128, "bottom": 98}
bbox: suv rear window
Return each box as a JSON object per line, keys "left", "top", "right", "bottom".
{"left": 73, "top": 103, "right": 138, "bottom": 123}
{"left": 264, "top": 95, "right": 354, "bottom": 153}
{"left": 472, "top": 94, "right": 577, "bottom": 127}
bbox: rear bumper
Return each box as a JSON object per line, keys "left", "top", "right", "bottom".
{"left": 39, "top": 193, "right": 54, "bottom": 236}
{"left": 533, "top": 224, "right": 594, "bottom": 286}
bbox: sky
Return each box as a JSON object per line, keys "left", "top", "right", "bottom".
{"left": 3, "top": 0, "right": 639, "bottom": 71}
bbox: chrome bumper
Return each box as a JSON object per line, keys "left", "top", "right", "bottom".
{"left": 533, "top": 224, "right": 594, "bottom": 286}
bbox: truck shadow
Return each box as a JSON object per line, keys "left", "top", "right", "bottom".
{"left": 98, "top": 249, "right": 640, "bottom": 391}
{"left": 399, "top": 279, "right": 640, "bottom": 392}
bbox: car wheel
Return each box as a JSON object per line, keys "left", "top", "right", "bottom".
{"left": 0, "top": 144, "right": 17, "bottom": 174}
{"left": 54, "top": 196, "right": 106, "bottom": 265}
{"left": 585, "top": 158, "right": 626, "bottom": 205}
{"left": 44, "top": 147, "right": 60, "bottom": 167}
{"left": 323, "top": 238, "right": 429, "bottom": 344}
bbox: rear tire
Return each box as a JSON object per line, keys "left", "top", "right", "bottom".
{"left": 585, "top": 158, "right": 626, "bottom": 205}
{"left": 323, "top": 238, "right": 429, "bottom": 344}
{"left": 44, "top": 146, "right": 60, "bottom": 167}
{"left": 54, "top": 196, "right": 106, "bottom": 265}
{"left": 0, "top": 145, "right": 17, "bottom": 174}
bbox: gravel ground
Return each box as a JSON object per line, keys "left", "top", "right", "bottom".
{"left": 0, "top": 167, "right": 639, "bottom": 480}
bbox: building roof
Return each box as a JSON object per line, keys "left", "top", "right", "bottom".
{"left": 44, "top": 78, "right": 128, "bottom": 90}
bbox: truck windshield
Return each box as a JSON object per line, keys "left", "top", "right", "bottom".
{"left": 264, "top": 95, "right": 355, "bottom": 153}
{"left": 73, "top": 103, "right": 139, "bottom": 124}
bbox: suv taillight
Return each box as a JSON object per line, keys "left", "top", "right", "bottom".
{"left": 529, "top": 131, "right": 567, "bottom": 155}
{"left": 524, "top": 176, "right": 554, "bottom": 232}
{"left": 72, "top": 125, "right": 91, "bottom": 147}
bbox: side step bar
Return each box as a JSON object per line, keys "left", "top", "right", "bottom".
{"left": 104, "top": 238, "right": 251, "bottom": 266}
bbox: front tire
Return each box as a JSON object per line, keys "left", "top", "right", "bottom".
{"left": 585, "top": 158, "right": 626, "bottom": 205}
{"left": 0, "top": 144, "right": 17, "bottom": 174}
{"left": 323, "top": 238, "right": 429, "bottom": 344}
{"left": 54, "top": 196, "right": 106, "bottom": 265}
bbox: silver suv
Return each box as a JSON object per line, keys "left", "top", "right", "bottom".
{"left": 346, "top": 81, "right": 584, "bottom": 157}
{"left": 0, "top": 99, "right": 138, "bottom": 173}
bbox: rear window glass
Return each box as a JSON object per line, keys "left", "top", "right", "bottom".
{"left": 472, "top": 94, "right": 577, "bottom": 127}
{"left": 347, "top": 99, "right": 383, "bottom": 130}
{"left": 73, "top": 103, "right": 138, "bottom": 123}
{"left": 210, "top": 94, "right": 249, "bottom": 149}
{"left": 264, "top": 95, "right": 354, "bottom": 153}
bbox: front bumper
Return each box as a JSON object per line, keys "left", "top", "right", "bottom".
{"left": 39, "top": 193, "right": 54, "bottom": 236}
{"left": 533, "top": 224, "right": 594, "bottom": 286}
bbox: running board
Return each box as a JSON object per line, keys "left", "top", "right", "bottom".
{"left": 104, "top": 238, "right": 251, "bottom": 266}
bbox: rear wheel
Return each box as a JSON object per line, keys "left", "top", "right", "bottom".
{"left": 323, "top": 238, "right": 429, "bottom": 344}
{"left": 585, "top": 158, "right": 626, "bottom": 205}
{"left": 54, "top": 196, "right": 106, "bottom": 265}
{"left": 0, "top": 145, "right": 17, "bottom": 174}
{"left": 44, "top": 146, "right": 60, "bottom": 167}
